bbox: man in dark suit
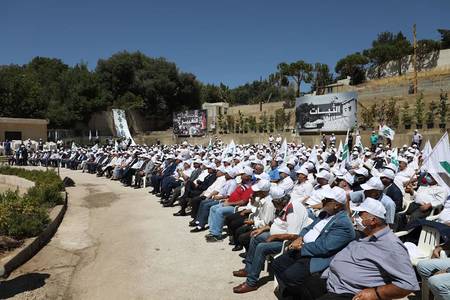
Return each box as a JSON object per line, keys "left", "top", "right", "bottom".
{"left": 270, "top": 187, "right": 356, "bottom": 298}
{"left": 173, "top": 163, "right": 217, "bottom": 215}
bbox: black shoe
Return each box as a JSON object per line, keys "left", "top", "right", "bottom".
{"left": 190, "top": 226, "right": 206, "bottom": 233}
{"left": 163, "top": 202, "right": 173, "bottom": 207}
{"left": 239, "top": 253, "right": 247, "bottom": 258}
{"left": 189, "top": 220, "right": 198, "bottom": 227}
{"left": 232, "top": 245, "right": 243, "bottom": 251}
{"left": 206, "top": 235, "right": 222, "bottom": 243}
{"left": 173, "top": 211, "right": 187, "bottom": 216}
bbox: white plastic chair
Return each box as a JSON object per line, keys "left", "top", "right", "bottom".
{"left": 396, "top": 226, "right": 441, "bottom": 266}
{"left": 398, "top": 193, "right": 413, "bottom": 214}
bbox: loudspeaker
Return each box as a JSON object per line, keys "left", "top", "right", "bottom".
{"left": 62, "top": 177, "right": 75, "bottom": 187}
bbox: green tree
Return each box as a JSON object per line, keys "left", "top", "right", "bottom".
{"left": 364, "top": 31, "right": 412, "bottom": 78}
{"left": 278, "top": 60, "right": 313, "bottom": 97}
{"left": 386, "top": 98, "right": 400, "bottom": 128}
{"left": 439, "top": 90, "right": 448, "bottom": 125}
{"left": 415, "top": 93, "right": 425, "bottom": 127}
{"left": 426, "top": 100, "right": 438, "bottom": 125}
{"left": 335, "top": 52, "right": 368, "bottom": 85}
{"left": 402, "top": 101, "right": 412, "bottom": 127}
{"left": 437, "top": 29, "right": 450, "bottom": 49}
{"left": 416, "top": 39, "right": 441, "bottom": 71}
{"left": 311, "top": 63, "right": 333, "bottom": 94}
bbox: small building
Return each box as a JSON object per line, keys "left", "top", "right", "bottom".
{"left": 202, "top": 102, "right": 229, "bottom": 132}
{"left": 0, "top": 117, "right": 49, "bottom": 141}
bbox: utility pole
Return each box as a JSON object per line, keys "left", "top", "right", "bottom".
{"left": 413, "top": 24, "right": 418, "bottom": 94}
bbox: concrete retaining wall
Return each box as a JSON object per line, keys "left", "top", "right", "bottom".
{"left": 0, "top": 175, "right": 35, "bottom": 196}
{"left": 136, "top": 128, "right": 450, "bottom": 149}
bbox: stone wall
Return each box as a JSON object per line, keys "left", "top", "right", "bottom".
{"left": 0, "top": 174, "right": 35, "bottom": 196}
{"left": 135, "top": 128, "right": 449, "bottom": 149}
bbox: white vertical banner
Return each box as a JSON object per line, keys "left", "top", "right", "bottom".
{"left": 112, "top": 109, "right": 136, "bottom": 145}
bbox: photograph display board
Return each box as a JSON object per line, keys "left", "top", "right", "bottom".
{"left": 173, "top": 110, "right": 207, "bottom": 136}
{"left": 295, "top": 92, "right": 357, "bottom": 132}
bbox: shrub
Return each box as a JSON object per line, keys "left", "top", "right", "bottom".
{"left": 0, "top": 190, "right": 50, "bottom": 239}
{"left": 0, "top": 167, "right": 64, "bottom": 239}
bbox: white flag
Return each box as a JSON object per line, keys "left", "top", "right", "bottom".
{"left": 355, "top": 131, "right": 363, "bottom": 152}
{"left": 71, "top": 142, "right": 77, "bottom": 150}
{"left": 422, "top": 140, "right": 432, "bottom": 161}
{"left": 278, "top": 138, "right": 288, "bottom": 161}
{"left": 339, "top": 130, "right": 350, "bottom": 172}
{"left": 336, "top": 140, "right": 343, "bottom": 159}
{"left": 422, "top": 132, "right": 450, "bottom": 193}
{"left": 379, "top": 125, "right": 395, "bottom": 140}
{"left": 89, "top": 130, "right": 92, "bottom": 141}
{"left": 222, "top": 140, "right": 236, "bottom": 158}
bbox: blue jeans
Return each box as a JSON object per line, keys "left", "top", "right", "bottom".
{"left": 208, "top": 203, "right": 235, "bottom": 237}
{"left": 195, "top": 199, "right": 218, "bottom": 227}
{"left": 417, "top": 258, "right": 450, "bottom": 300}
{"left": 244, "top": 231, "right": 282, "bottom": 286}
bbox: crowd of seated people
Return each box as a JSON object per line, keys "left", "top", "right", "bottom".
{"left": 16, "top": 136, "right": 450, "bottom": 299}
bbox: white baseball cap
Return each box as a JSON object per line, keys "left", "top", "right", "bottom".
{"left": 354, "top": 167, "right": 369, "bottom": 177}
{"left": 380, "top": 169, "right": 395, "bottom": 180}
{"left": 360, "top": 177, "right": 384, "bottom": 191}
{"left": 252, "top": 179, "right": 271, "bottom": 192}
{"left": 353, "top": 197, "right": 386, "bottom": 219}
{"left": 316, "top": 170, "right": 331, "bottom": 181}
{"left": 255, "top": 173, "right": 271, "bottom": 181}
{"left": 278, "top": 166, "right": 291, "bottom": 175}
{"left": 295, "top": 167, "right": 309, "bottom": 176}
{"left": 270, "top": 186, "right": 286, "bottom": 199}
{"left": 322, "top": 186, "right": 347, "bottom": 204}
{"left": 242, "top": 166, "right": 254, "bottom": 176}
{"left": 338, "top": 172, "right": 354, "bottom": 186}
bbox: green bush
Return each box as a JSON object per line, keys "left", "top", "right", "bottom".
{"left": 0, "top": 167, "right": 64, "bottom": 239}
{"left": 0, "top": 190, "right": 50, "bottom": 239}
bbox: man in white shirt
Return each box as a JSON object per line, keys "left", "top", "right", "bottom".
{"left": 277, "top": 166, "right": 295, "bottom": 194}
{"left": 232, "top": 188, "right": 309, "bottom": 294}
{"left": 304, "top": 170, "right": 331, "bottom": 211}
{"left": 404, "top": 173, "right": 448, "bottom": 222}
{"left": 291, "top": 167, "right": 313, "bottom": 204}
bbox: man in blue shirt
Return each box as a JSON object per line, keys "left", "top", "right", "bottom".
{"left": 318, "top": 198, "right": 419, "bottom": 300}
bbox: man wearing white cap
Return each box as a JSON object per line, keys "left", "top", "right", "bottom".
{"left": 350, "top": 177, "right": 396, "bottom": 226}
{"left": 228, "top": 179, "right": 276, "bottom": 252}
{"left": 277, "top": 166, "right": 295, "bottom": 194}
{"left": 190, "top": 167, "right": 237, "bottom": 233}
{"left": 304, "top": 170, "right": 331, "bottom": 211}
{"left": 233, "top": 189, "right": 309, "bottom": 294}
{"left": 291, "top": 167, "right": 314, "bottom": 204}
{"left": 402, "top": 173, "right": 448, "bottom": 224}
{"left": 272, "top": 187, "right": 355, "bottom": 297}
{"left": 206, "top": 167, "right": 254, "bottom": 242}
{"left": 317, "top": 198, "right": 419, "bottom": 300}
{"left": 380, "top": 168, "right": 403, "bottom": 212}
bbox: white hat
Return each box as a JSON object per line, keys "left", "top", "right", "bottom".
{"left": 353, "top": 197, "right": 386, "bottom": 219}
{"left": 226, "top": 168, "right": 238, "bottom": 178}
{"left": 398, "top": 157, "right": 408, "bottom": 163}
{"left": 322, "top": 186, "right": 347, "bottom": 204}
{"left": 360, "top": 177, "right": 384, "bottom": 191}
{"left": 242, "top": 166, "right": 254, "bottom": 176}
{"left": 316, "top": 170, "right": 331, "bottom": 181}
{"left": 252, "top": 179, "right": 271, "bottom": 192}
{"left": 338, "top": 172, "right": 354, "bottom": 186}
{"left": 278, "top": 166, "right": 291, "bottom": 175}
{"left": 354, "top": 167, "right": 369, "bottom": 177}
{"left": 255, "top": 173, "right": 271, "bottom": 181}
{"left": 380, "top": 169, "right": 395, "bottom": 180}
{"left": 207, "top": 163, "right": 217, "bottom": 170}
{"left": 269, "top": 186, "right": 286, "bottom": 199}
{"left": 295, "top": 167, "right": 309, "bottom": 176}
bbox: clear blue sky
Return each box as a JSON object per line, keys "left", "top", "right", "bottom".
{"left": 1, "top": 0, "right": 449, "bottom": 87}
